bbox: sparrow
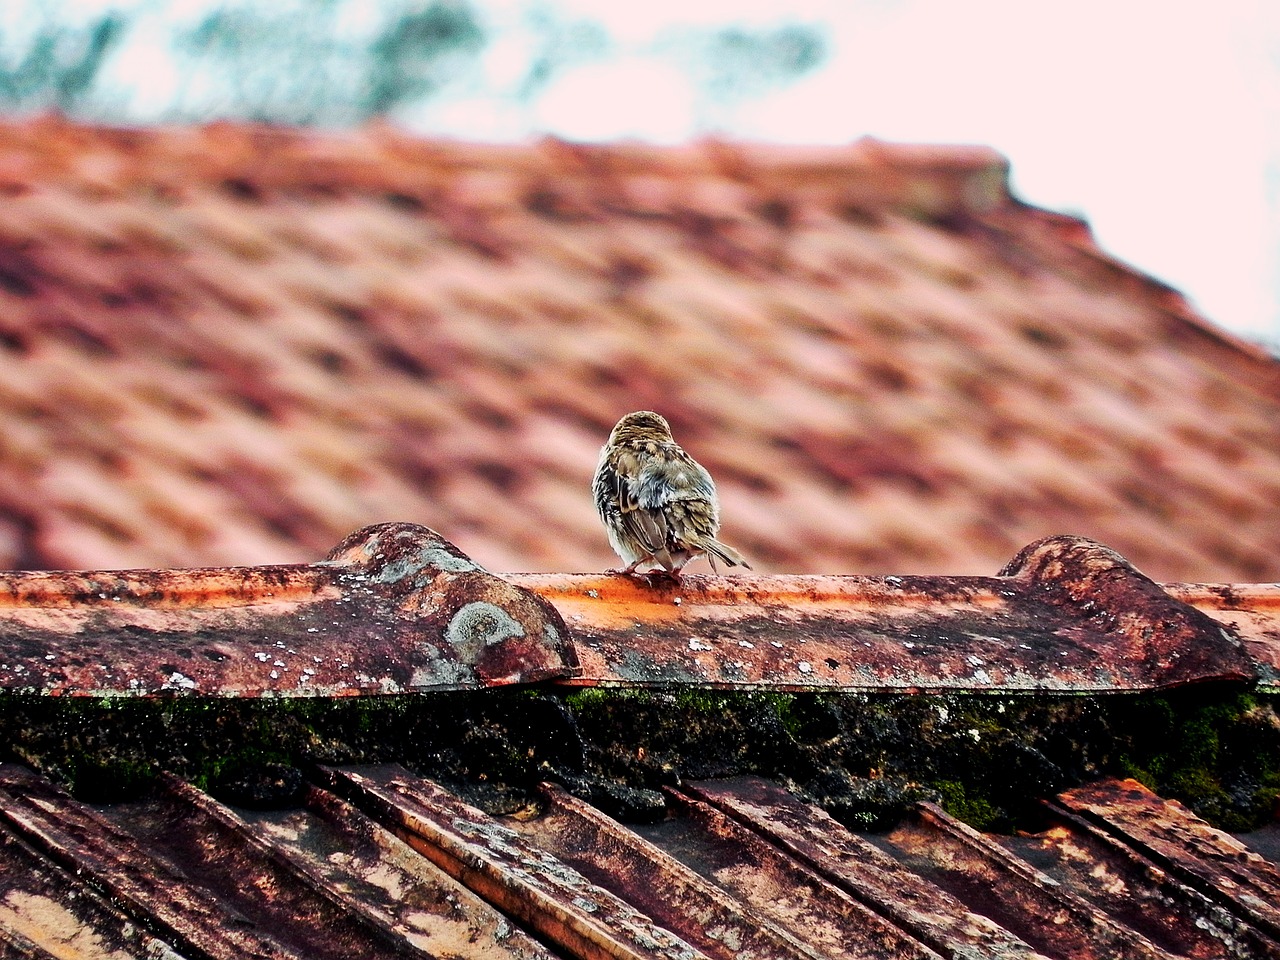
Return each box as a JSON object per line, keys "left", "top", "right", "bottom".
{"left": 593, "top": 411, "right": 750, "bottom": 579}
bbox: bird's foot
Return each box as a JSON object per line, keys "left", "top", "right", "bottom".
{"left": 643, "top": 569, "right": 681, "bottom": 586}
{"left": 605, "top": 567, "right": 659, "bottom": 582}
{"left": 604, "top": 566, "right": 681, "bottom": 585}
{"left": 606, "top": 562, "right": 647, "bottom": 577}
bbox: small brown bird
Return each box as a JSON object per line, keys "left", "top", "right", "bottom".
{"left": 593, "top": 411, "right": 750, "bottom": 579}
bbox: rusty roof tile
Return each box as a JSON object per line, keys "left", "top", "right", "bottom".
{"left": 0, "top": 522, "right": 576, "bottom": 696}
{"left": 510, "top": 534, "right": 1259, "bottom": 693}
{"left": 152, "top": 773, "right": 560, "bottom": 960}
{"left": 1166, "top": 582, "right": 1280, "bottom": 691}
{"left": 650, "top": 786, "right": 941, "bottom": 959}
{"left": 880, "top": 800, "right": 1178, "bottom": 959}
{"left": 679, "top": 777, "right": 1042, "bottom": 958}
{"left": 1, "top": 762, "right": 1276, "bottom": 960}
{"left": 1024, "top": 781, "right": 1280, "bottom": 957}
{"left": 2, "top": 527, "right": 1275, "bottom": 698}
{"left": 321, "top": 765, "right": 711, "bottom": 960}
{"left": 523, "top": 783, "right": 831, "bottom": 960}
{"left": 0, "top": 764, "right": 310, "bottom": 960}
{"left": 0, "top": 819, "right": 183, "bottom": 959}
{"left": 1052, "top": 778, "right": 1280, "bottom": 937}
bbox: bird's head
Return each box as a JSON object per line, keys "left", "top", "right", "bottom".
{"left": 608, "top": 410, "right": 674, "bottom": 445}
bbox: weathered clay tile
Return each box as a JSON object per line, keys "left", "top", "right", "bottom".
{"left": 4, "top": 761, "right": 1274, "bottom": 959}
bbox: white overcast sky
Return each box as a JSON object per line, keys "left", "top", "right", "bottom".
{"left": 85, "top": 0, "right": 1280, "bottom": 342}
{"left": 417, "top": 0, "right": 1280, "bottom": 344}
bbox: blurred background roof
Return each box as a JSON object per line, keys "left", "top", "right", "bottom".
{"left": 3, "top": 0, "right": 1280, "bottom": 345}
{"left": 2, "top": 2, "right": 1279, "bottom": 581}
{"left": 0, "top": 121, "right": 1276, "bottom": 581}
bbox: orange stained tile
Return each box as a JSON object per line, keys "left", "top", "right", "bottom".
{"left": 510, "top": 533, "right": 1260, "bottom": 693}
{"left": 1168, "top": 581, "right": 1280, "bottom": 681}
{"left": 0, "top": 508, "right": 1278, "bottom": 695}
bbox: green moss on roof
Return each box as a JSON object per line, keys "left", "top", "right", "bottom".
{"left": 3, "top": 686, "right": 1276, "bottom": 832}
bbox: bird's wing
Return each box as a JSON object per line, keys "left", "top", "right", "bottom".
{"left": 633, "top": 448, "right": 716, "bottom": 508}
{"left": 634, "top": 447, "right": 723, "bottom": 567}
{"left": 613, "top": 452, "right": 669, "bottom": 556}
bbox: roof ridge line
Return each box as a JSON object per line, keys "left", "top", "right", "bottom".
{"left": 0, "top": 528, "right": 1272, "bottom": 696}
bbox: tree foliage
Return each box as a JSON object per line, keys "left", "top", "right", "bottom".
{"left": 515, "top": 8, "right": 612, "bottom": 102}
{"left": 694, "top": 23, "right": 828, "bottom": 101}
{"left": 179, "top": 1, "right": 484, "bottom": 124}
{"left": 0, "top": 1, "right": 828, "bottom": 129}
{"left": 0, "top": 10, "right": 126, "bottom": 112}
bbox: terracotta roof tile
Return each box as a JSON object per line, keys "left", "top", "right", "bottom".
{"left": 0, "top": 119, "right": 1278, "bottom": 578}
{"left": 0, "top": 517, "right": 1277, "bottom": 952}
{"left": 0, "top": 523, "right": 1272, "bottom": 696}
{"left": 2, "top": 762, "right": 1276, "bottom": 959}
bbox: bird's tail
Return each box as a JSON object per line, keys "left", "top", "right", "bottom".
{"left": 702, "top": 537, "right": 751, "bottom": 571}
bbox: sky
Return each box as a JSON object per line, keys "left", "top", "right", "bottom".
{"left": 412, "top": 0, "right": 1280, "bottom": 345}
{"left": 41, "top": 0, "right": 1280, "bottom": 343}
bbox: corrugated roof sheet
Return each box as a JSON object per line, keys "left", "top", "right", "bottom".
{"left": 2, "top": 524, "right": 1275, "bottom": 696}
{"left": 1, "top": 762, "right": 1276, "bottom": 959}
{"left": 0, "top": 119, "right": 1278, "bottom": 582}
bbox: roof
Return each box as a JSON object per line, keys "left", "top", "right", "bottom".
{"left": 2, "top": 118, "right": 1278, "bottom": 957}
{"left": 2, "top": 762, "right": 1278, "bottom": 959}
{"left": 1, "top": 527, "right": 1278, "bottom": 955}
{"left": 1, "top": 118, "right": 1279, "bottom": 581}
{"left": 2, "top": 523, "right": 1277, "bottom": 696}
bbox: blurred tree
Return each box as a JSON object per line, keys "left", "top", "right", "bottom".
{"left": 366, "top": 4, "right": 485, "bottom": 113}
{"left": 0, "top": 9, "right": 126, "bottom": 112}
{"left": 0, "top": 1, "right": 827, "bottom": 132}
{"left": 179, "top": 0, "right": 484, "bottom": 124}
{"left": 515, "top": 6, "right": 612, "bottom": 102}
{"left": 698, "top": 24, "right": 828, "bottom": 101}
{"left": 656, "top": 21, "right": 828, "bottom": 129}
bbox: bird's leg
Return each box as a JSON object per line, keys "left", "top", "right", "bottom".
{"left": 623, "top": 557, "right": 683, "bottom": 585}
{"left": 642, "top": 569, "right": 681, "bottom": 586}
{"left": 607, "top": 555, "right": 652, "bottom": 576}
{"left": 648, "top": 554, "right": 692, "bottom": 585}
